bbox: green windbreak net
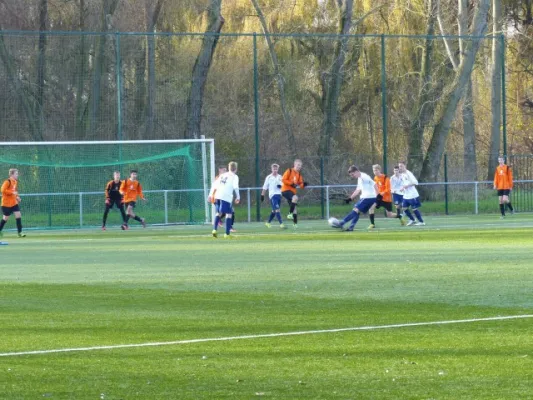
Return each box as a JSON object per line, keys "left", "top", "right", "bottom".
{"left": 0, "top": 142, "right": 213, "bottom": 229}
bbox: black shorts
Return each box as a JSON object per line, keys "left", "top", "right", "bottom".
{"left": 282, "top": 190, "right": 296, "bottom": 204}
{"left": 375, "top": 199, "right": 393, "bottom": 212}
{"left": 2, "top": 204, "right": 20, "bottom": 216}
{"left": 106, "top": 198, "right": 123, "bottom": 209}
{"left": 497, "top": 189, "right": 511, "bottom": 196}
{"left": 125, "top": 201, "right": 136, "bottom": 208}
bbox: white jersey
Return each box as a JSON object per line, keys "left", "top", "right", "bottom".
{"left": 357, "top": 172, "right": 378, "bottom": 199}
{"left": 262, "top": 173, "right": 282, "bottom": 199}
{"left": 401, "top": 170, "right": 420, "bottom": 199}
{"left": 210, "top": 171, "right": 240, "bottom": 203}
{"left": 390, "top": 174, "right": 404, "bottom": 195}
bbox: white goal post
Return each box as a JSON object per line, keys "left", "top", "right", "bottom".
{"left": 0, "top": 138, "right": 216, "bottom": 229}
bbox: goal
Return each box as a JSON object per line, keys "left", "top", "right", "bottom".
{"left": 0, "top": 139, "right": 215, "bottom": 230}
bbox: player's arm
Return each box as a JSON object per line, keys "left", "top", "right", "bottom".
{"left": 119, "top": 180, "right": 126, "bottom": 196}
{"left": 493, "top": 170, "right": 498, "bottom": 189}
{"left": 138, "top": 183, "right": 146, "bottom": 201}
{"left": 297, "top": 173, "right": 306, "bottom": 188}
{"left": 233, "top": 176, "right": 240, "bottom": 204}
{"left": 0, "top": 180, "right": 12, "bottom": 196}
{"left": 261, "top": 177, "right": 269, "bottom": 202}
{"left": 384, "top": 178, "right": 391, "bottom": 196}
{"left": 508, "top": 167, "right": 513, "bottom": 189}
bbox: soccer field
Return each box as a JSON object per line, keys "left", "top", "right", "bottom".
{"left": 1, "top": 215, "right": 532, "bottom": 399}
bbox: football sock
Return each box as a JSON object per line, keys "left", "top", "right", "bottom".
{"left": 289, "top": 203, "right": 296, "bottom": 214}
{"left": 16, "top": 218, "right": 22, "bottom": 233}
{"left": 275, "top": 211, "right": 282, "bottom": 224}
{"left": 225, "top": 217, "right": 232, "bottom": 235}
{"left": 413, "top": 210, "right": 424, "bottom": 223}
{"left": 213, "top": 215, "right": 221, "bottom": 230}
{"left": 268, "top": 212, "right": 275, "bottom": 223}
{"left": 369, "top": 214, "right": 375, "bottom": 225}
{"left": 404, "top": 209, "right": 414, "bottom": 221}
{"left": 293, "top": 214, "right": 298, "bottom": 224}
{"left": 230, "top": 215, "right": 235, "bottom": 227}
{"left": 0, "top": 219, "right": 6, "bottom": 231}
{"left": 506, "top": 202, "right": 514, "bottom": 211}
{"left": 348, "top": 212, "right": 360, "bottom": 230}
{"left": 342, "top": 210, "right": 358, "bottom": 225}
{"left": 499, "top": 204, "right": 505, "bottom": 216}
{"left": 133, "top": 216, "right": 142, "bottom": 222}
{"left": 103, "top": 209, "right": 110, "bottom": 225}
{"left": 396, "top": 209, "right": 401, "bottom": 218}
{"left": 125, "top": 215, "right": 131, "bottom": 223}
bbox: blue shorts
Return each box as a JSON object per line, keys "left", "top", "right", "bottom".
{"left": 392, "top": 193, "right": 404, "bottom": 206}
{"left": 218, "top": 200, "right": 234, "bottom": 214}
{"left": 402, "top": 197, "right": 422, "bottom": 209}
{"left": 355, "top": 197, "right": 376, "bottom": 214}
{"left": 270, "top": 194, "right": 281, "bottom": 211}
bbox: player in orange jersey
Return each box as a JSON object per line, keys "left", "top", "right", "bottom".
{"left": 367, "top": 164, "right": 405, "bottom": 229}
{"left": 281, "top": 159, "right": 307, "bottom": 228}
{"left": 119, "top": 170, "right": 147, "bottom": 230}
{"left": 493, "top": 156, "right": 514, "bottom": 218}
{"left": 0, "top": 168, "right": 26, "bottom": 238}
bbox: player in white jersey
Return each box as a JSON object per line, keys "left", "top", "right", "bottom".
{"left": 261, "top": 163, "right": 286, "bottom": 229}
{"left": 208, "top": 161, "right": 240, "bottom": 238}
{"left": 330, "top": 165, "right": 378, "bottom": 232}
{"left": 398, "top": 161, "right": 425, "bottom": 226}
{"left": 390, "top": 165, "right": 405, "bottom": 220}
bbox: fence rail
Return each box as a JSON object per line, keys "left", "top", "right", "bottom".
{"left": 5, "top": 180, "right": 532, "bottom": 230}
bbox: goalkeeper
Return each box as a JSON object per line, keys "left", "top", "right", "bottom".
{"left": 281, "top": 159, "right": 307, "bottom": 228}
{"left": 102, "top": 171, "right": 127, "bottom": 231}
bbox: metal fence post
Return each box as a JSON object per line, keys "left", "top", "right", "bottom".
{"left": 253, "top": 33, "right": 261, "bottom": 222}
{"left": 115, "top": 32, "right": 123, "bottom": 143}
{"left": 247, "top": 188, "right": 251, "bottom": 223}
{"left": 320, "top": 157, "right": 325, "bottom": 219}
{"left": 381, "top": 34, "right": 388, "bottom": 173}
{"left": 501, "top": 33, "right": 507, "bottom": 158}
{"left": 326, "top": 185, "right": 330, "bottom": 219}
{"left": 164, "top": 190, "right": 168, "bottom": 224}
{"left": 474, "top": 182, "right": 479, "bottom": 215}
{"left": 444, "top": 153, "right": 449, "bottom": 215}
{"left": 79, "top": 192, "right": 83, "bottom": 228}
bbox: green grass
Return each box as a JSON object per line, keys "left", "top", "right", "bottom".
{"left": 1, "top": 215, "right": 532, "bottom": 399}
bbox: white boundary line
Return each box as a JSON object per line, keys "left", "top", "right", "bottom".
{"left": 1, "top": 315, "right": 531, "bottom": 357}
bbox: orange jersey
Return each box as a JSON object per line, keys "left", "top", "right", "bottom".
{"left": 494, "top": 165, "right": 513, "bottom": 190}
{"left": 120, "top": 179, "right": 144, "bottom": 203}
{"left": 374, "top": 174, "right": 392, "bottom": 202}
{"left": 1, "top": 178, "right": 19, "bottom": 207}
{"left": 281, "top": 168, "right": 304, "bottom": 194}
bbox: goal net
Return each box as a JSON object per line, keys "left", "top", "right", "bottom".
{"left": 0, "top": 139, "right": 215, "bottom": 230}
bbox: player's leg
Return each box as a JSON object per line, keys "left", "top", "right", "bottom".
{"left": 273, "top": 196, "right": 284, "bottom": 227}
{"left": 503, "top": 191, "right": 514, "bottom": 213}
{"left": 102, "top": 202, "right": 112, "bottom": 230}
{"left": 122, "top": 203, "right": 133, "bottom": 229}
{"left": 0, "top": 209, "right": 10, "bottom": 237}
{"left": 13, "top": 209, "right": 25, "bottom": 237}
{"left": 412, "top": 198, "right": 424, "bottom": 225}
{"left": 118, "top": 202, "right": 127, "bottom": 224}
{"left": 266, "top": 199, "right": 275, "bottom": 228}
{"left": 368, "top": 203, "right": 377, "bottom": 229}
{"left": 291, "top": 194, "right": 299, "bottom": 226}
{"left": 230, "top": 209, "right": 236, "bottom": 233}
{"left": 498, "top": 191, "right": 505, "bottom": 217}
{"left": 403, "top": 199, "right": 415, "bottom": 225}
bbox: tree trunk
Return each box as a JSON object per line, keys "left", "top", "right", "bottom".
{"left": 89, "top": 0, "right": 119, "bottom": 138}
{"left": 459, "top": 0, "right": 477, "bottom": 180}
{"left": 420, "top": 0, "right": 490, "bottom": 183}
{"left": 35, "top": 0, "right": 47, "bottom": 140}
{"left": 318, "top": 0, "right": 354, "bottom": 157}
{"left": 185, "top": 0, "right": 225, "bottom": 139}
{"left": 75, "top": 0, "right": 88, "bottom": 139}
{"left": 407, "top": 0, "right": 437, "bottom": 176}
{"left": 250, "top": 0, "right": 296, "bottom": 155}
{"left": 0, "top": 33, "right": 39, "bottom": 139}
{"left": 145, "top": 0, "right": 165, "bottom": 138}
{"left": 488, "top": 0, "right": 503, "bottom": 179}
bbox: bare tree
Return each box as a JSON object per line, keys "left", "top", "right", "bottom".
{"left": 185, "top": 0, "right": 225, "bottom": 139}
{"left": 318, "top": 0, "right": 354, "bottom": 157}
{"left": 488, "top": 0, "right": 503, "bottom": 179}
{"left": 250, "top": 0, "right": 296, "bottom": 155}
{"left": 420, "top": 0, "right": 490, "bottom": 183}
{"left": 36, "top": 0, "right": 48, "bottom": 140}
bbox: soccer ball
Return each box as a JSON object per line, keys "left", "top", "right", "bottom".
{"left": 328, "top": 217, "right": 340, "bottom": 227}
